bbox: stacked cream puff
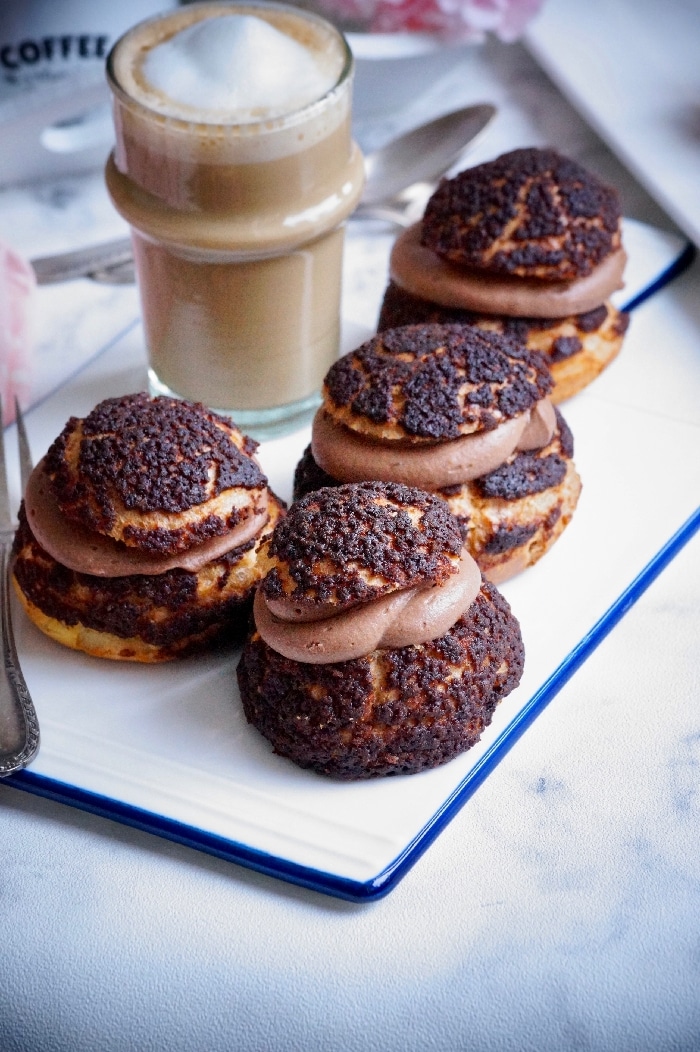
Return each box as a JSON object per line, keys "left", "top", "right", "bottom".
{"left": 11, "top": 393, "right": 284, "bottom": 662}
{"left": 238, "top": 481, "right": 524, "bottom": 779}
{"left": 378, "top": 147, "right": 630, "bottom": 403}
{"left": 294, "top": 322, "right": 581, "bottom": 583}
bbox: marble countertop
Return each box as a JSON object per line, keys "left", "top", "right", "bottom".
{"left": 1, "top": 1, "right": 699, "bottom": 1049}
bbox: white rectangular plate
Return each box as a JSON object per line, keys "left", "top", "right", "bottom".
{"left": 6, "top": 218, "right": 699, "bottom": 901}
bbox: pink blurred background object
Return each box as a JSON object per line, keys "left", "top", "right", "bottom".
{"left": 308, "top": 0, "right": 545, "bottom": 41}
{"left": 305, "top": 0, "right": 547, "bottom": 117}
{"left": 0, "top": 240, "right": 35, "bottom": 424}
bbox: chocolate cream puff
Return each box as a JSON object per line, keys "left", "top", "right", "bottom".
{"left": 379, "top": 147, "right": 630, "bottom": 403}
{"left": 237, "top": 481, "right": 525, "bottom": 779}
{"left": 294, "top": 323, "right": 582, "bottom": 583}
{"left": 11, "top": 393, "right": 284, "bottom": 662}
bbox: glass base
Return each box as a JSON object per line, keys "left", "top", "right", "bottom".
{"left": 147, "top": 369, "right": 320, "bottom": 442}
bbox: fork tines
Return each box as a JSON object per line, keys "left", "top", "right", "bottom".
{"left": 0, "top": 399, "right": 10, "bottom": 535}
{"left": 0, "top": 395, "right": 39, "bottom": 777}
{"left": 14, "top": 397, "right": 33, "bottom": 494}
{"left": 0, "top": 398, "right": 32, "bottom": 528}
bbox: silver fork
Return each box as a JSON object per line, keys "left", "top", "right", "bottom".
{"left": 0, "top": 398, "right": 40, "bottom": 776}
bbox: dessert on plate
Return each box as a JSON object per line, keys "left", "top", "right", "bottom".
{"left": 379, "top": 147, "right": 630, "bottom": 403}
{"left": 11, "top": 393, "right": 284, "bottom": 662}
{"left": 237, "top": 481, "right": 525, "bottom": 779}
{"left": 294, "top": 322, "right": 582, "bottom": 583}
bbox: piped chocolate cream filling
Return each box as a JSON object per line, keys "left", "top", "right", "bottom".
{"left": 390, "top": 223, "right": 627, "bottom": 319}
{"left": 311, "top": 399, "right": 556, "bottom": 490}
{"left": 24, "top": 460, "right": 269, "bottom": 576}
{"left": 254, "top": 547, "right": 481, "bottom": 664}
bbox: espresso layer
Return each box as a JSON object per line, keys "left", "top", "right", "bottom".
{"left": 136, "top": 225, "right": 347, "bottom": 411}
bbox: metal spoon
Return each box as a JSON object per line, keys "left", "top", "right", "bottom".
{"left": 360, "top": 102, "right": 496, "bottom": 207}
{"left": 30, "top": 102, "right": 497, "bottom": 286}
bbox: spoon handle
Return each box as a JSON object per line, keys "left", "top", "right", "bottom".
{"left": 84, "top": 203, "right": 417, "bottom": 284}
{"left": 29, "top": 181, "right": 427, "bottom": 287}
{"left": 353, "top": 203, "right": 415, "bottom": 228}
{"left": 31, "top": 237, "right": 133, "bottom": 286}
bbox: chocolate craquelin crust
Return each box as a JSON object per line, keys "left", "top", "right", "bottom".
{"left": 44, "top": 394, "right": 265, "bottom": 552}
{"left": 263, "top": 481, "right": 463, "bottom": 610}
{"left": 237, "top": 580, "right": 524, "bottom": 779}
{"left": 292, "top": 446, "right": 337, "bottom": 504}
{"left": 377, "top": 281, "right": 630, "bottom": 358}
{"left": 324, "top": 323, "right": 553, "bottom": 440}
{"left": 476, "top": 451, "right": 566, "bottom": 500}
{"left": 481, "top": 521, "right": 538, "bottom": 556}
{"left": 11, "top": 506, "right": 259, "bottom": 656}
{"left": 376, "top": 283, "right": 630, "bottom": 403}
{"left": 421, "top": 148, "right": 622, "bottom": 281}
{"left": 473, "top": 409, "right": 572, "bottom": 501}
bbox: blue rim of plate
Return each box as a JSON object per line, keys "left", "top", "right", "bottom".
{"left": 9, "top": 503, "right": 700, "bottom": 902}
{"left": 4, "top": 237, "right": 698, "bottom": 903}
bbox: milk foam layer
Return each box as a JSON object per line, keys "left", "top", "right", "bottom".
{"left": 142, "top": 13, "right": 339, "bottom": 122}
{"left": 110, "top": 3, "right": 348, "bottom": 138}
